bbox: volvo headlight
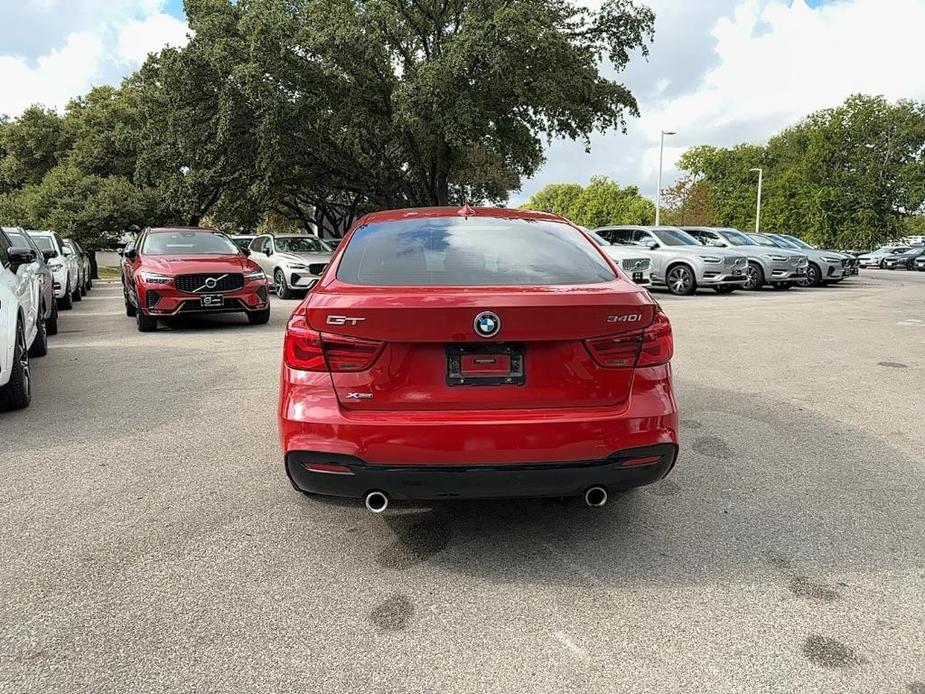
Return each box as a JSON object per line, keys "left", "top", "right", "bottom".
{"left": 822, "top": 256, "right": 842, "bottom": 263}
{"left": 769, "top": 254, "right": 788, "bottom": 262}
{"left": 139, "top": 271, "right": 171, "bottom": 284}
{"left": 698, "top": 255, "right": 722, "bottom": 263}
{"left": 286, "top": 263, "right": 307, "bottom": 270}
{"left": 245, "top": 270, "right": 266, "bottom": 281}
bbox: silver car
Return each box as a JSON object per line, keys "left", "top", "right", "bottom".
{"left": 857, "top": 246, "right": 911, "bottom": 268}
{"left": 248, "top": 234, "right": 333, "bottom": 299}
{"left": 2, "top": 228, "right": 57, "bottom": 336}
{"left": 585, "top": 230, "right": 652, "bottom": 285}
{"left": 594, "top": 226, "right": 748, "bottom": 295}
{"left": 762, "top": 233, "right": 850, "bottom": 285}
{"left": 682, "top": 227, "right": 808, "bottom": 290}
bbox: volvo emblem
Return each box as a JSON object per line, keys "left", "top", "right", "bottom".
{"left": 474, "top": 311, "right": 501, "bottom": 338}
{"left": 205, "top": 277, "right": 218, "bottom": 289}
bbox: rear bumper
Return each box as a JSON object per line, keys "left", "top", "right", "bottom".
{"left": 279, "top": 364, "right": 679, "bottom": 499}
{"left": 286, "top": 444, "right": 678, "bottom": 500}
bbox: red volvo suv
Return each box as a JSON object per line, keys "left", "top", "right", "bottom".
{"left": 278, "top": 207, "right": 678, "bottom": 511}
{"left": 122, "top": 227, "right": 270, "bottom": 332}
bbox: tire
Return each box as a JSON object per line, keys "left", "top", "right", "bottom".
{"left": 73, "top": 282, "right": 82, "bottom": 302}
{"left": 0, "top": 320, "right": 31, "bottom": 411}
{"left": 247, "top": 307, "right": 271, "bottom": 325}
{"left": 46, "top": 301, "right": 58, "bottom": 336}
{"left": 805, "top": 263, "right": 823, "bottom": 287}
{"left": 713, "top": 285, "right": 737, "bottom": 294}
{"left": 85, "top": 276, "right": 92, "bottom": 291}
{"left": 136, "top": 307, "right": 157, "bottom": 332}
{"left": 123, "top": 285, "right": 137, "bottom": 317}
{"left": 665, "top": 264, "right": 697, "bottom": 296}
{"left": 28, "top": 312, "right": 48, "bottom": 357}
{"left": 274, "top": 269, "right": 293, "bottom": 299}
{"left": 744, "top": 262, "right": 765, "bottom": 290}
{"left": 59, "top": 277, "right": 73, "bottom": 310}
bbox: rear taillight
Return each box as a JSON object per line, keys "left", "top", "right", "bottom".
{"left": 284, "top": 313, "right": 326, "bottom": 371}
{"left": 584, "top": 310, "right": 673, "bottom": 368}
{"left": 284, "top": 313, "right": 384, "bottom": 372}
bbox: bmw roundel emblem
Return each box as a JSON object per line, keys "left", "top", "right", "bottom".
{"left": 474, "top": 311, "right": 501, "bottom": 338}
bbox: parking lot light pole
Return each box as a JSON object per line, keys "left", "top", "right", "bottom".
{"left": 750, "top": 167, "right": 763, "bottom": 233}
{"left": 655, "top": 130, "right": 676, "bottom": 226}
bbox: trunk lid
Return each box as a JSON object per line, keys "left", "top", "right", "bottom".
{"left": 306, "top": 285, "right": 656, "bottom": 411}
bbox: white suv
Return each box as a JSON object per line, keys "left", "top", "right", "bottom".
{"left": 1, "top": 229, "right": 46, "bottom": 410}
{"left": 27, "top": 230, "right": 81, "bottom": 310}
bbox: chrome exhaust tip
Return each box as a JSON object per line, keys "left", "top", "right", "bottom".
{"left": 364, "top": 490, "right": 389, "bottom": 513}
{"left": 584, "top": 486, "right": 608, "bottom": 508}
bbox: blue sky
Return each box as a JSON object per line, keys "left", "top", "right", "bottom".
{"left": 1, "top": 0, "right": 924, "bottom": 203}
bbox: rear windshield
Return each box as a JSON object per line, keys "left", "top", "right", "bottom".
{"left": 142, "top": 231, "right": 240, "bottom": 256}
{"left": 336, "top": 217, "right": 616, "bottom": 286}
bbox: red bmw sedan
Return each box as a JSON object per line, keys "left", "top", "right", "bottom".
{"left": 122, "top": 227, "right": 270, "bottom": 332}
{"left": 278, "top": 207, "right": 678, "bottom": 511}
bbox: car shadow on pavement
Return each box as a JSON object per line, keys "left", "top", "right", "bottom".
{"left": 341, "top": 379, "right": 923, "bottom": 589}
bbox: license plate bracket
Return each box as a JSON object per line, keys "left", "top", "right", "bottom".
{"left": 200, "top": 294, "right": 224, "bottom": 308}
{"left": 447, "top": 344, "right": 525, "bottom": 386}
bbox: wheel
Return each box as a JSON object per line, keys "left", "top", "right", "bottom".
{"left": 0, "top": 320, "right": 31, "bottom": 411}
{"left": 46, "top": 301, "right": 58, "bottom": 336}
{"left": 805, "top": 263, "right": 823, "bottom": 287}
{"left": 85, "top": 276, "right": 92, "bottom": 291}
{"left": 274, "top": 269, "right": 293, "bottom": 299}
{"left": 665, "top": 265, "right": 696, "bottom": 296}
{"left": 59, "top": 276, "right": 73, "bottom": 310}
{"left": 136, "top": 308, "right": 158, "bottom": 332}
{"left": 28, "top": 312, "right": 48, "bottom": 357}
{"left": 743, "top": 262, "right": 764, "bottom": 290}
{"left": 123, "top": 285, "right": 137, "bottom": 317}
{"left": 713, "top": 285, "right": 737, "bottom": 294}
{"left": 247, "top": 307, "right": 271, "bottom": 325}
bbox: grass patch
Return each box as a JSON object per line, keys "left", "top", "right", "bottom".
{"left": 96, "top": 266, "right": 122, "bottom": 280}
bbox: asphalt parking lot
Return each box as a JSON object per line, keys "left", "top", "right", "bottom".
{"left": 2, "top": 273, "right": 923, "bottom": 693}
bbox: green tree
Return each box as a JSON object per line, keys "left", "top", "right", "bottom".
{"left": 0, "top": 106, "right": 72, "bottom": 188}
{"left": 523, "top": 176, "right": 655, "bottom": 227}
{"left": 521, "top": 183, "right": 583, "bottom": 217}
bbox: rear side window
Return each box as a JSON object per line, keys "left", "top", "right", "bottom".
{"left": 337, "top": 217, "right": 615, "bottom": 286}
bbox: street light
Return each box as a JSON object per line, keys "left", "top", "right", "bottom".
{"left": 750, "top": 167, "right": 763, "bottom": 233}
{"left": 655, "top": 130, "right": 676, "bottom": 226}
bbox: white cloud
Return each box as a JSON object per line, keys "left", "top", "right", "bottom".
{"left": 517, "top": 0, "right": 925, "bottom": 204}
{"left": 117, "top": 13, "right": 189, "bottom": 64}
{"left": 0, "top": 1, "right": 188, "bottom": 117}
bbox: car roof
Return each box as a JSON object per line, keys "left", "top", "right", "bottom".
{"left": 148, "top": 226, "right": 221, "bottom": 234}
{"left": 355, "top": 206, "right": 569, "bottom": 227}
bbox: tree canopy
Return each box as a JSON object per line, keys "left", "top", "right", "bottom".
{"left": 523, "top": 176, "right": 655, "bottom": 227}
{"left": 674, "top": 95, "right": 925, "bottom": 248}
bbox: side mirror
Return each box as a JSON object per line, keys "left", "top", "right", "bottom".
{"left": 646, "top": 239, "right": 659, "bottom": 249}
{"left": 8, "top": 247, "right": 36, "bottom": 270}
{"left": 42, "top": 249, "right": 58, "bottom": 261}
{"left": 241, "top": 247, "right": 251, "bottom": 257}
{"left": 266, "top": 247, "right": 273, "bottom": 257}
{"left": 709, "top": 239, "right": 725, "bottom": 247}
{"left": 124, "top": 249, "right": 138, "bottom": 261}
{"left": 62, "top": 247, "right": 73, "bottom": 256}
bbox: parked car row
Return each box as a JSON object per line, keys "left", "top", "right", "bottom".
{"left": 857, "top": 245, "right": 925, "bottom": 269}
{"left": 584, "top": 225, "right": 859, "bottom": 296}
{"left": 0, "top": 227, "right": 95, "bottom": 411}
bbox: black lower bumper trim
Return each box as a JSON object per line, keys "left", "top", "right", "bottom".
{"left": 285, "top": 444, "right": 679, "bottom": 501}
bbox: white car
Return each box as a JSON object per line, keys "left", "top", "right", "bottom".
{"left": 585, "top": 229, "right": 652, "bottom": 285}
{"left": 1, "top": 229, "right": 47, "bottom": 410}
{"left": 248, "top": 234, "right": 333, "bottom": 299}
{"left": 857, "top": 246, "right": 911, "bottom": 268}
{"left": 27, "top": 231, "right": 81, "bottom": 309}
